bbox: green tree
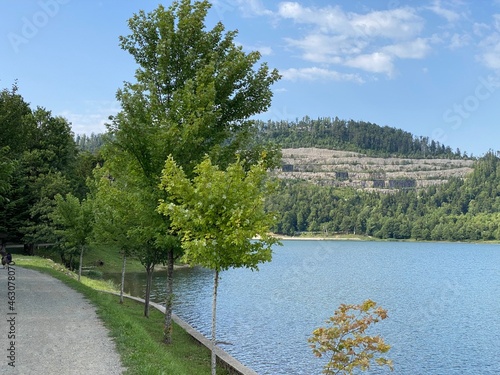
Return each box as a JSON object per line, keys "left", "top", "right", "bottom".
{"left": 0, "top": 93, "right": 77, "bottom": 251}
{"left": 51, "top": 193, "right": 94, "bottom": 281}
{"left": 107, "top": 0, "right": 280, "bottom": 344}
{"left": 91, "top": 164, "right": 179, "bottom": 315}
{"left": 91, "top": 166, "right": 141, "bottom": 304}
{"left": 0, "top": 148, "right": 14, "bottom": 205}
{"left": 20, "top": 171, "right": 71, "bottom": 247}
{"left": 309, "top": 300, "right": 393, "bottom": 375}
{"left": 158, "top": 155, "right": 279, "bottom": 375}
{"left": 0, "top": 83, "right": 34, "bottom": 157}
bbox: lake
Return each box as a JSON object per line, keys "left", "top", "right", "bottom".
{"left": 111, "top": 241, "right": 500, "bottom": 374}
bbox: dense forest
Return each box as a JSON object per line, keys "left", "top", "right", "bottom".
{"left": 251, "top": 115, "right": 500, "bottom": 240}
{"left": 256, "top": 116, "right": 465, "bottom": 158}
{"left": 2, "top": 83, "right": 500, "bottom": 247}
{"left": 0, "top": 85, "right": 101, "bottom": 254}
{"left": 267, "top": 152, "right": 500, "bottom": 240}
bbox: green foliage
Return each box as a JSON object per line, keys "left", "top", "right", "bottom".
{"left": 257, "top": 116, "right": 461, "bottom": 158}
{"left": 51, "top": 194, "right": 93, "bottom": 249}
{"left": 309, "top": 300, "right": 393, "bottom": 375}
{"left": 158, "top": 155, "right": 279, "bottom": 272}
{"left": 50, "top": 193, "right": 94, "bottom": 276}
{"left": 0, "top": 92, "right": 78, "bottom": 246}
{"left": 0, "top": 83, "right": 33, "bottom": 157}
{"left": 90, "top": 165, "right": 145, "bottom": 256}
{"left": 159, "top": 154, "right": 279, "bottom": 374}
{"left": 108, "top": 0, "right": 281, "bottom": 181}
{"left": 107, "top": 0, "right": 280, "bottom": 339}
{"left": 0, "top": 147, "right": 14, "bottom": 205}
{"left": 75, "top": 133, "right": 107, "bottom": 154}
{"left": 269, "top": 151, "right": 500, "bottom": 241}
{"left": 85, "top": 269, "right": 103, "bottom": 279}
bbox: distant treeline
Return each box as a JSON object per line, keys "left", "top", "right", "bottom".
{"left": 0, "top": 85, "right": 102, "bottom": 250}
{"left": 267, "top": 152, "right": 500, "bottom": 241}
{"left": 75, "top": 133, "right": 107, "bottom": 154}
{"left": 76, "top": 117, "right": 464, "bottom": 159}
{"left": 256, "top": 116, "right": 464, "bottom": 158}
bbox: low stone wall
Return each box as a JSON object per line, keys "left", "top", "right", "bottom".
{"left": 109, "top": 292, "right": 259, "bottom": 375}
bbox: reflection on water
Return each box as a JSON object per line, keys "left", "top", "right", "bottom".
{"left": 105, "top": 241, "right": 500, "bottom": 375}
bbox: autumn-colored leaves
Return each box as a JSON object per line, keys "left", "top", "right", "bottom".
{"left": 309, "top": 299, "right": 393, "bottom": 375}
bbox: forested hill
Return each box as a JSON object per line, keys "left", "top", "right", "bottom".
{"left": 256, "top": 116, "right": 464, "bottom": 158}
{"left": 267, "top": 151, "right": 500, "bottom": 240}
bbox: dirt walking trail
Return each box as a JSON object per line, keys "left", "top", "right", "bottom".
{"left": 0, "top": 266, "right": 125, "bottom": 375}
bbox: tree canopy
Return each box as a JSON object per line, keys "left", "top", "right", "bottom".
{"left": 256, "top": 116, "right": 462, "bottom": 158}
{"left": 158, "top": 155, "right": 279, "bottom": 272}
{"left": 158, "top": 154, "right": 279, "bottom": 375}
{"left": 0, "top": 84, "right": 92, "bottom": 251}
{"left": 102, "top": 0, "right": 281, "bottom": 344}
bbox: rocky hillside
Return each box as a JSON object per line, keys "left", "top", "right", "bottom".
{"left": 275, "top": 148, "right": 474, "bottom": 191}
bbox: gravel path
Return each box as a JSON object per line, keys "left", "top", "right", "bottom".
{"left": 0, "top": 266, "right": 125, "bottom": 375}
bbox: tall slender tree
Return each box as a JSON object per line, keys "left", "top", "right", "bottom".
{"left": 158, "top": 155, "right": 279, "bottom": 375}
{"left": 106, "top": 0, "right": 280, "bottom": 344}
{"left": 50, "top": 193, "right": 94, "bottom": 281}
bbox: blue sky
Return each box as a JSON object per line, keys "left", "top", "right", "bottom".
{"left": 2, "top": 0, "right": 500, "bottom": 156}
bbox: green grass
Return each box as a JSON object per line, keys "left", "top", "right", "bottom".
{"left": 24, "top": 244, "right": 146, "bottom": 273}
{"left": 16, "top": 256, "right": 229, "bottom": 375}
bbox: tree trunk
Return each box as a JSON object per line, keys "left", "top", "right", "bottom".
{"left": 78, "top": 246, "right": 84, "bottom": 282}
{"left": 163, "top": 248, "right": 174, "bottom": 345}
{"left": 24, "top": 243, "right": 34, "bottom": 256}
{"left": 144, "top": 264, "right": 154, "bottom": 318}
{"left": 211, "top": 269, "right": 219, "bottom": 375}
{"left": 120, "top": 252, "right": 127, "bottom": 304}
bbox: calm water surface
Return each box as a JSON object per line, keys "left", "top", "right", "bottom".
{"left": 113, "top": 241, "right": 500, "bottom": 375}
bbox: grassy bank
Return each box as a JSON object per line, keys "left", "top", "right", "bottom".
{"left": 16, "top": 256, "right": 228, "bottom": 375}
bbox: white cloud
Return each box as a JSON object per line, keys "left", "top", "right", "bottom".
{"left": 473, "top": 22, "right": 490, "bottom": 37}
{"left": 284, "top": 34, "right": 365, "bottom": 63}
{"left": 278, "top": 2, "right": 423, "bottom": 39}
{"left": 345, "top": 53, "right": 395, "bottom": 75}
{"left": 494, "top": 14, "right": 500, "bottom": 32}
{"left": 243, "top": 43, "right": 273, "bottom": 56}
{"left": 383, "top": 38, "right": 431, "bottom": 59}
{"left": 58, "top": 100, "right": 120, "bottom": 135}
{"left": 350, "top": 7, "right": 423, "bottom": 39}
{"left": 448, "top": 32, "right": 471, "bottom": 49}
{"left": 477, "top": 32, "right": 500, "bottom": 70}
{"left": 237, "top": 0, "right": 273, "bottom": 17}
{"left": 474, "top": 14, "right": 500, "bottom": 71}
{"left": 281, "top": 67, "right": 364, "bottom": 83}
{"left": 427, "top": 0, "right": 462, "bottom": 23}
{"left": 276, "top": 3, "right": 426, "bottom": 77}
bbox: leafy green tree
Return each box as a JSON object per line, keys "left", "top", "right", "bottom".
{"left": 107, "top": 0, "right": 280, "bottom": 344}
{"left": 0, "top": 148, "right": 14, "bottom": 206}
{"left": 0, "top": 84, "right": 34, "bottom": 157}
{"left": 309, "top": 300, "right": 393, "bottom": 375}
{"left": 0, "top": 92, "right": 77, "bottom": 251}
{"left": 51, "top": 193, "right": 94, "bottom": 281}
{"left": 158, "top": 155, "right": 279, "bottom": 375}
{"left": 91, "top": 164, "right": 179, "bottom": 315}
{"left": 91, "top": 166, "right": 141, "bottom": 304}
{"left": 21, "top": 171, "right": 71, "bottom": 247}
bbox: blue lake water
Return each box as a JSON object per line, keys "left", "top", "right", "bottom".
{"left": 118, "top": 241, "right": 500, "bottom": 374}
